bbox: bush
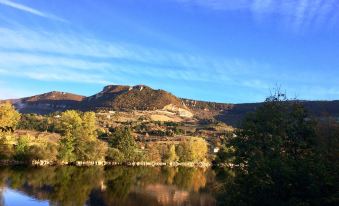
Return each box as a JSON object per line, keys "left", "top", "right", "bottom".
{"left": 0, "top": 140, "right": 14, "bottom": 160}
{"left": 75, "top": 140, "right": 107, "bottom": 161}
{"left": 14, "top": 135, "right": 31, "bottom": 161}
{"left": 106, "top": 148, "right": 125, "bottom": 162}
{"left": 28, "top": 143, "right": 58, "bottom": 161}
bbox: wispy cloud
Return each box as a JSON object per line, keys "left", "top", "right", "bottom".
{"left": 0, "top": 0, "right": 66, "bottom": 22}
{"left": 0, "top": 25, "right": 286, "bottom": 100}
{"left": 1, "top": 25, "right": 337, "bottom": 101}
{"left": 174, "top": 0, "right": 339, "bottom": 31}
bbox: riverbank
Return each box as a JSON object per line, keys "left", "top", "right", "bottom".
{"left": 0, "top": 160, "right": 212, "bottom": 168}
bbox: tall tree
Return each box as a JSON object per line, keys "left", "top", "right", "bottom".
{"left": 216, "top": 92, "right": 335, "bottom": 205}
{"left": 81, "top": 112, "right": 97, "bottom": 141}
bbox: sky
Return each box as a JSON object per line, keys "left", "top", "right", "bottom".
{"left": 0, "top": 0, "right": 339, "bottom": 103}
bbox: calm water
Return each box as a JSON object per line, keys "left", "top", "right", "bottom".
{"left": 0, "top": 166, "right": 218, "bottom": 206}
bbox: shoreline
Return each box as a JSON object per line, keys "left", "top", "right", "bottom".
{"left": 0, "top": 160, "right": 212, "bottom": 168}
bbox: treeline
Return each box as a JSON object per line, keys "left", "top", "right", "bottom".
{"left": 0, "top": 102, "right": 208, "bottom": 163}
{"left": 215, "top": 92, "right": 338, "bottom": 205}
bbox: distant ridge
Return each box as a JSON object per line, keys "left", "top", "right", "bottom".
{"left": 3, "top": 91, "right": 85, "bottom": 114}
{"left": 2, "top": 85, "right": 339, "bottom": 126}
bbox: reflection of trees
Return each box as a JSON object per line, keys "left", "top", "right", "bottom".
{"left": 0, "top": 166, "right": 215, "bottom": 206}
{"left": 0, "top": 188, "right": 3, "bottom": 206}
{"left": 1, "top": 166, "right": 104, "bottom": 206}
{"left": 173, "top": 167, "right": 207, "bottom": 192}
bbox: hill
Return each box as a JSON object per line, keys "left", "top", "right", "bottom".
{"left": 2, "top": 85, "right": 339, "bottom": 126}
{"left": 80, "top": 85, "right": 184, "bottom": 111}
{"left": 4, "top": 91, "right": 85, "bottom": 114}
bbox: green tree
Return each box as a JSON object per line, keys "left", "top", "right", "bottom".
{"left": 14, "top": 135, "right": 31, "bottom": 161}
{"left": 76, "top": 140, "right": 107, "bottom": 161}
{"left": 216, "top": 92, "right": 335, "bottom": 205}
{"left": 109, "top": 127, "right": 138, "bottom": 162}
{"left": 106, "top": 148, "right": 125, "bottom": 162}
{"left": 58, "top": 128, "right": 76, "bottom": 162}
{"left": 57, "top": 110, "right": 107, "bottom": 162}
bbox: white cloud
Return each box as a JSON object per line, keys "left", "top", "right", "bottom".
{"left": 0, "top": 0, "right": 66, "bottom": 22}
{"left": 0, "top": 51, "right": 112, "bottom": 71}
{"left": 0, "top": 27, "right": 270, "bottom": 82}
{"left": 0, "top": 26, "right": 291, "bottom": 91}
{"left": 173, "top": 0, "right": 339, "bottom": 31}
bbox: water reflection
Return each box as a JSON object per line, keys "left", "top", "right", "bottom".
{"left": 0, "top": 166, "right": 217, "bottom": 206}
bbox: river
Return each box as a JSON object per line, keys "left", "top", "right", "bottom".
{"left": 0, "top": 166, "right": 219, "bottom": 206}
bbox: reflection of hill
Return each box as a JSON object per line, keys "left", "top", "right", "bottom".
{"left": 143, "top": 184, "right": 189, "bottom": 205}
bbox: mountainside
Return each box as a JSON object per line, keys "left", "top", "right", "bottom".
{"left": 2, "top": 85, "right": 339, "bottom": 126}
{"left": 4, "top": 91, "right": 85, "bottom": 114}
{"left": 80, "top": 85, "right": 184, "bottom": 111}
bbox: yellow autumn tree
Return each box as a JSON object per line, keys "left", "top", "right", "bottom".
{"left": 177, "top": 137, "right": 208, "bottom": 162}
{"left": 190, "top": 137, "right": 208, "bottom": 162}
{"left": 82, "top": 112, "right": 97, "bottom": 141}
{"left": 0, "top": 102, "right": 21, "bottom": 130}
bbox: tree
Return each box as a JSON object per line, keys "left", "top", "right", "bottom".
{"left": 190, "top": 137, "right": 208, "bottom": 162}
{"left": 0, "top": 102, "right": 20, "bottom": 131}
{"left": 216, "top": 91, "right": 334, "bottom": 205}
{"left": 57, "top": 110, "right": 107, "bottom": 162}
{"left": 14, "top": 135, "right": 31, "bottom": 161}
{"left": 163, "top": 144, "right": 178, "bottom": 162}
{"left": 167, "top": 144, "right": 179, "bottom": 162}
{"left": 76, "top": 140, "right": 107, "bottom": 161}
{"left": 81, "top": 112, "right": 97, "bottom": 141}
{"left": 58, "top": 128, "right": 76, "bottom": 162}
{"left": 176, "top": 141, "right": 192, "bottom": 162}
{"left": 109, "top": 127, "right": 138, "bottom": 162}
{"left": 106, "top": 148, "right": 125, "bottom": 162}
{"left": 177, "top": 137, "right": 208, "bottom": 162}
{"left": 59, "top": 110, "right": 83, "bottom": 137}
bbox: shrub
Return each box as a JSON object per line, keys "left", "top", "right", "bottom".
{"left": 106, "top": 148, "right": 124, "bottom": 162}
{"left": 14, "top": 135, "right": 31, "bottom": 161}
{"left": 28, "top": 143, "right": 58, "bottom": 161}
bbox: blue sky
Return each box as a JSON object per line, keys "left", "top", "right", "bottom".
{"left": 0, "top": 0, "right": 338, "bottom": 103}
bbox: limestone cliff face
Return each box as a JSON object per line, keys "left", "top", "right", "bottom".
{"left": 163, "top": 104, "right": 193, "bottom": 118}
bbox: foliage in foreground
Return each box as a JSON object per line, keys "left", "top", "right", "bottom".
{"left": 216, "top": 92, "right": 338, "bottom": 206}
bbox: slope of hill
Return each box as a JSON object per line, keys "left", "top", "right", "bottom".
{"left": 7, "top": 91, "right": 85, "bottom": 114}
